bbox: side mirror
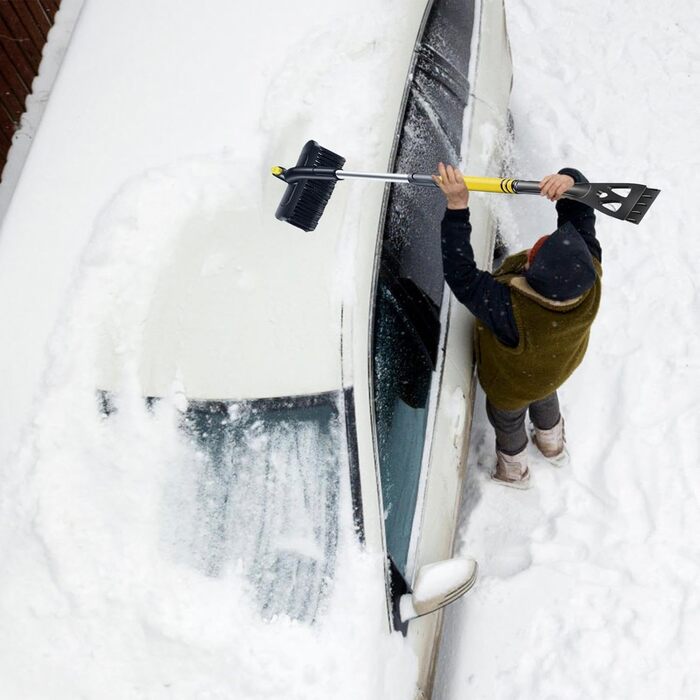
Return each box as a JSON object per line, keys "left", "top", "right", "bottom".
{"left": 399, "top": 558, "right": 478, "bottom": 623}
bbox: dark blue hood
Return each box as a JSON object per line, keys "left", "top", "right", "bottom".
{"left": 525, "top": 222, "right": 596, "bottom": 301}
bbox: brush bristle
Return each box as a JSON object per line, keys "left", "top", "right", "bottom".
{"left": 283, "top": 179, "right": 339, "bottom": 232}
{"left": 275, "top": 141, "right": 346, "bottom": 232}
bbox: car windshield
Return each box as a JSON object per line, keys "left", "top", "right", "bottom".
{"left": 183, "top": 392, "right": 347, "bottom": 623}
{"left": 101, "top": 390, "right": 348, "bottom": 624}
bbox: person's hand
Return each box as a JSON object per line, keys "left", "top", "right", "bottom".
{"left": 539, "top": 173, "right": 575, "bottom": 201}
{"left": 433, "top": 162, "right": 469, "bottom": 210}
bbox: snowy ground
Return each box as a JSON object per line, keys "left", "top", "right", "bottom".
{"left": 435, "top": 1, "right": 700, "bottom": 697}
{"left": 0, "top": 0, "right": 698, "bottom": 698}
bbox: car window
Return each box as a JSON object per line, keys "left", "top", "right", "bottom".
{"left": 371, "top": 0, "right": 475, "bottom": 621}
{"left": 380, "top": 0, "right": 474, "bottom": 309}
{"left": 100, "top": 390, "right": 351, "bottom": 624}
{"left": 182, "top": 393, "right": 349, "bottom": 624}
{"left": 373, "top": 271, "right": 433, "bottom": 578}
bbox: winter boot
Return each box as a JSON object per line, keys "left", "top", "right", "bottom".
{"left": 532, "top": 416, "right": 569, "bottom": 466}
{"left": 492, "top": 446, "right": 531, "bottom": 489}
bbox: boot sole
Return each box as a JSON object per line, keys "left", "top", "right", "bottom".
{"left": 490, "top": 469, "right": 533, "bottom": 490}
{"left": 535, "top": 445, "right": 570, "bottom": 468}
{"left": 530, "top": 426, "right": 570, "bottom": 468}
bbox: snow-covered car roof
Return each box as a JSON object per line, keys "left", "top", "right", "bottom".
{"left": 97, "top": 198, "right": 349, "bottom": 400}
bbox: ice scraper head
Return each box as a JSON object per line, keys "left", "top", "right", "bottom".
{"left": 272, "top": 140, "right": 346, "bottom": 232}
{"left": 562, "top": 182, "right": 661, "bottom": 224}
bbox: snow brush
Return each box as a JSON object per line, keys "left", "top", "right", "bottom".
{"left": 271, "top": 140, "right": 660, "bottom": 232}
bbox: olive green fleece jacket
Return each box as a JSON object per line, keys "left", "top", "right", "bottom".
{"left": 476, "top": 251, "right": 602, "bottom": 411}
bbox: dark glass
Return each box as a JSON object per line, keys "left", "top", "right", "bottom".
{"left": 373, "top": 278, "right": 432, "bottom": 577}
{"left": 182, "top": 394, "right": 343, "bottom": 623}
{"left": 381, "top": 0, "right": 475, "bottom": 308}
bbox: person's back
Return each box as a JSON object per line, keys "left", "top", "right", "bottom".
{"left": 435, "top": 163, "right": 601, "bottom": 488}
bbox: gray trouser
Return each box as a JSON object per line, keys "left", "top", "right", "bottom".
{"left": 486, "top": 392, "right": 561, "bottom": 456}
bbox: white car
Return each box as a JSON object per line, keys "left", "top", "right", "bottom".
{"left": 97, "top": 1, "right": 510, "bottom": 693}
{"left": 0, "top": 0, "right": 512, "bottom": 696}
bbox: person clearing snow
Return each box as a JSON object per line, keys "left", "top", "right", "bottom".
{"left": 435, "top": 162, "right": 601, "bottom": 488}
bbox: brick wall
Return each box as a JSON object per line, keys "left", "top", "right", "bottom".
{"left": 0, "top": 0, "right": 61, "bottom": 171}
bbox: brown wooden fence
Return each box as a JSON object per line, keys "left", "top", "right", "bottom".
{"left": 0, "top": 0, "right": 61, "bottom": 171}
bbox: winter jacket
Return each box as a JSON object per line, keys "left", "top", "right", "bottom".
{"left": 476, "top": 249, "right": 601, "bottom": 409}
{"left": 441, "top": 168, "right": 602, "bottom": 410}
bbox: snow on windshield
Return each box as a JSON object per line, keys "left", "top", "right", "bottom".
{"left": 177, "top": 394, "right": 343, "bottom": 623}
{"left": 99, "top": 390, "right": 344, "bottom": 624}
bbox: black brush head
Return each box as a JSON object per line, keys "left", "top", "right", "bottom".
{"left": 274, "top": 140, "right": 346, "bottom": 232}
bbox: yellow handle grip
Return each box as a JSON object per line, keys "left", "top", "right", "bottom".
{"left": 462, "top": 176, "right": 517, "bottom": 194}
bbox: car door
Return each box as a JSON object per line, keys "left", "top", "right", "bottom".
{"left": 370, "top": 0, "right": 474, "bottom": 630}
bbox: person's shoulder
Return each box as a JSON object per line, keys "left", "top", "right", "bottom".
{"left": 557, "top": 167, "right": 588, "bottom": 183}
{"left": 493, "top": 250, "right": 528, "bottom": 277}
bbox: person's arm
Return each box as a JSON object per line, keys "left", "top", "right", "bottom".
{"left": 435, "top": 163, "right": 519, "bottom": 347}
{"left": 541, "top": 168, "right": 601, "bottom": 262}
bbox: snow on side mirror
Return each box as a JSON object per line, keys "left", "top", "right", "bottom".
{"left": 399, "top": 558, "right": 478, "bottom": 623}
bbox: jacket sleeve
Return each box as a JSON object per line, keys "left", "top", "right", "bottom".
{"left": 557, "top": 167, "right": 602, "bottom": 263}
{"left": 441, "top": 208, "right": 519, "bottom": 348}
